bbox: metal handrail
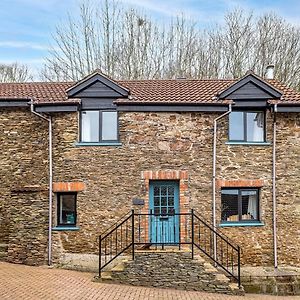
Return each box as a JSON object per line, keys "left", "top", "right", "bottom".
{"left": 192, "top": 212, "right": 241, "bottom": 285}
{"left": 98, "top": 209, "right": 241, "bottom": 286}
{"left": 193, "top": 213, "right": 239, "bottom": 251}
{"left": 99, "top": 211, "right": 132, "bottom": 236}
{"left": 99, "top": 210, "right": 134, "bottom": 277}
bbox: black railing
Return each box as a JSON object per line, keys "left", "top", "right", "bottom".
{"left": 192, "top": 211, "right": 241, "bottom": 285}
{"left": 98, "top": 209, "right": 241, "bottom": 286}
{"left": 99, "top": 212, "right": 133, "bottom": 272}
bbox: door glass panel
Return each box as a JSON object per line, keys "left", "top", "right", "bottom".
{"left": 161, "top": 197, "right": 167, "bottom": 206}
{"left": 161, "top": 186, "right": 167, "bottom": 196}
{"left": 168, "top": 197, "right": 174, "bottom": 206}
{"left": 154, "top": 197, "right": 160, "bottom": 206}
{"left": 168, "top": 207, "right": 175, "bottom": 215}
{"left": 154, "top": 186, "right": 160, "bottom": 196}
{"left": 161, "top": 207, "right": 167, "bottom": 215}
{"left": 154, "top": 207, "right": 160, "bottom": 215}
{"left": 168, "top": 186, "right": 174, "bottom": 195}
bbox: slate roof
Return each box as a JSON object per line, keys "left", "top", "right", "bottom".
{"left": 0, "top": 77, "right": 299, "bottom": 105}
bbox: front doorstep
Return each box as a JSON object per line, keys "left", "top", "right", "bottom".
{"left": 96, "top": 249, "right": 244, "bottom": 295}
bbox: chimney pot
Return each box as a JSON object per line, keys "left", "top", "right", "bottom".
{"left": 266, "top": 65, "right": 275, "bottom": 79}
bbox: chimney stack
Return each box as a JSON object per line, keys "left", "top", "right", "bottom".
{"left": 266, "top": 65, "right": 275, "bottom": 80}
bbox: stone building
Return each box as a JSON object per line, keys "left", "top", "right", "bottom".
{"left": 0, "top": 69, "right": 299, "bottom": 292}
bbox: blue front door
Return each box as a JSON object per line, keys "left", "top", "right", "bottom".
{"left": 149, "top": 180, "right": 179, "bottom": 244}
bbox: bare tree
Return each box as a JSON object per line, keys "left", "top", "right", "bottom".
{"left": 41, "top": 1, "right": 300, "bottom": 90}
{"left": 0, "top": 62, "right": 33, "bottom": 83}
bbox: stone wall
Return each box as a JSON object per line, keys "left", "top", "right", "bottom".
{"left": 1, "top": 107, "right": 300, "bottom": 267}
{"left": 0, "top": 108, "right": 49, "bottom": 265}
{"left": 52, "top": 112, "right": 215, "bottom": 254}
{"left": 51, "top": 110, "right": 300, "bottom": 267}
{"left": 7, "top": 189, "right": 48, "bottom": 265}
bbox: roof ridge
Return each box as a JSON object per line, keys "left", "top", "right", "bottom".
{"left": 0, "top": 81, "right": 74, "bottom": 85}
{"left": 119, "top": 78, "right": 236, "bottom": 82}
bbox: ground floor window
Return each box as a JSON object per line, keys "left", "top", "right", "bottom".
{"left": 57, "top": 193, "right": 77, "bottom": 226}
{"left": 221, "top": 188, "right": 259, "bottom": 223}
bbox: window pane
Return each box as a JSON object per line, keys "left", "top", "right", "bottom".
{"left": 246, "top": 112, "right": 264, "bottom": 142}
{"left": 59, "top": 194, "right": 76, "bottom": 225}
{"left": 102, "top": 111, "right": 118, "bottom": 141}
{"left": 81, "top": 111, "right": 99, "bottom": 142}
{"left": 221, "top": 189, "right": 239, "bottom": 222}
{"left": 229, "top": 112, "right": 244, "bottom": 141}
{"left": 241, "top": 190, "right": 258, "bottom": 220}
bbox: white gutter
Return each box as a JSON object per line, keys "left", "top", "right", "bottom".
{"left": 30, "top": 100, "right": 53, "bottom": 266}
{"left": 273, "top": 104, "right": 278, "bottom": 268}
{"left": 212, "top": 104, "right": 232, "bottom": 261}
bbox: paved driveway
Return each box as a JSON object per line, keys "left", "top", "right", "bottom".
{"left": 0, "top": 262, "right": 299, "bottom": 300}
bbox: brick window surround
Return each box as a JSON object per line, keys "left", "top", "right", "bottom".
{"left": 140, "top": 170, "right": 190, "bottom": 242}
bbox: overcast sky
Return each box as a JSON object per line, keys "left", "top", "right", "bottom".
{"left": 0, "top": 0, "right": 300, "bottom": 74}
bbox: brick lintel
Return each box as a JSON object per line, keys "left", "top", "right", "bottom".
{"left": 216, "top": 179, "right": 264, "bottom": 188}
{"left": 53, "top": 182, "right": 86, "bottom": 192}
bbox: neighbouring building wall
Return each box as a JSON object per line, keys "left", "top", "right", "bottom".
{"left": 276, "top": 113, "right": 300, "bottom": 265}
{"left": 0, "top": 108, "right": 49, "bottom": 265}
{"left": 52, "top": 110, "right": 300, "bottom": 266}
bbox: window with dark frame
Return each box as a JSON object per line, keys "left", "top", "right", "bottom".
{"left": 80, "top": 110, "right": 118, "bottom": 143}
{"left": 229, "top": 111, "right": 265, "bottom": 142}
{"left": 57, "top": 193, "right": 77, "bottom": 227}
{"left": 221, "top": 188, "right": 260, "bottom": 223}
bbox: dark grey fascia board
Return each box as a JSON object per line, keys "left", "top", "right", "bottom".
{"left": 67, "top": 74, "right": 129, "bottom": 97}
{"left": 81, "top": 98, "right": 117, "bottom": 110}
{"left": 117, "top": 104, "right": 230, "bottom": 112}
{"left": 218, "top": 74, "right": 282, "bottom": 99}
{"left": 35, "top": 104, "right": 79, "bottom": 113}
{"left": 276, "top": 105, "right": 300, "bottom": 112}
{"left": 0, "top": 99, "right": 29, "bottom": 107}
{"left": 233, "top": 100, "right": 268, "bottom": 108}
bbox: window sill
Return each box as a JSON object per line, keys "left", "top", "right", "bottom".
{"left": 74, "top": 142, "right": 122, "bottom": 147}
{"left": 52, "top": 226, "right": 80, "bottom": 231}
{"left": 225, "top": 141, "right": 271, "bottom": 146}
{"left": 219, "top": 222, "right": 264, "bottom": 227}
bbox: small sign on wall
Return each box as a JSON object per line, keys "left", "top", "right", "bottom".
{"left": 132, "top": 198, "right": 144, "bottom": 206}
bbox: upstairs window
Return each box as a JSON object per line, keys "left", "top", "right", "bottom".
{"left": 221, "top": 188, "right": 259, "bottom": 223}
{"left": 229, "top": 111, "right": 265, "bottom": 142}
{"left": 80, "top": 110, "right": 118, "bottom": 143}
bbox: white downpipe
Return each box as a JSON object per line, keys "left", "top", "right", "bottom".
{"left": 212, "top": 104, "right": 232, "bottom": 262}
{"left": 30, "top": 100, "right": 53, "bottom": 266}
{"left": 273, "top": 104, "right": 278, "bottom": 268}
